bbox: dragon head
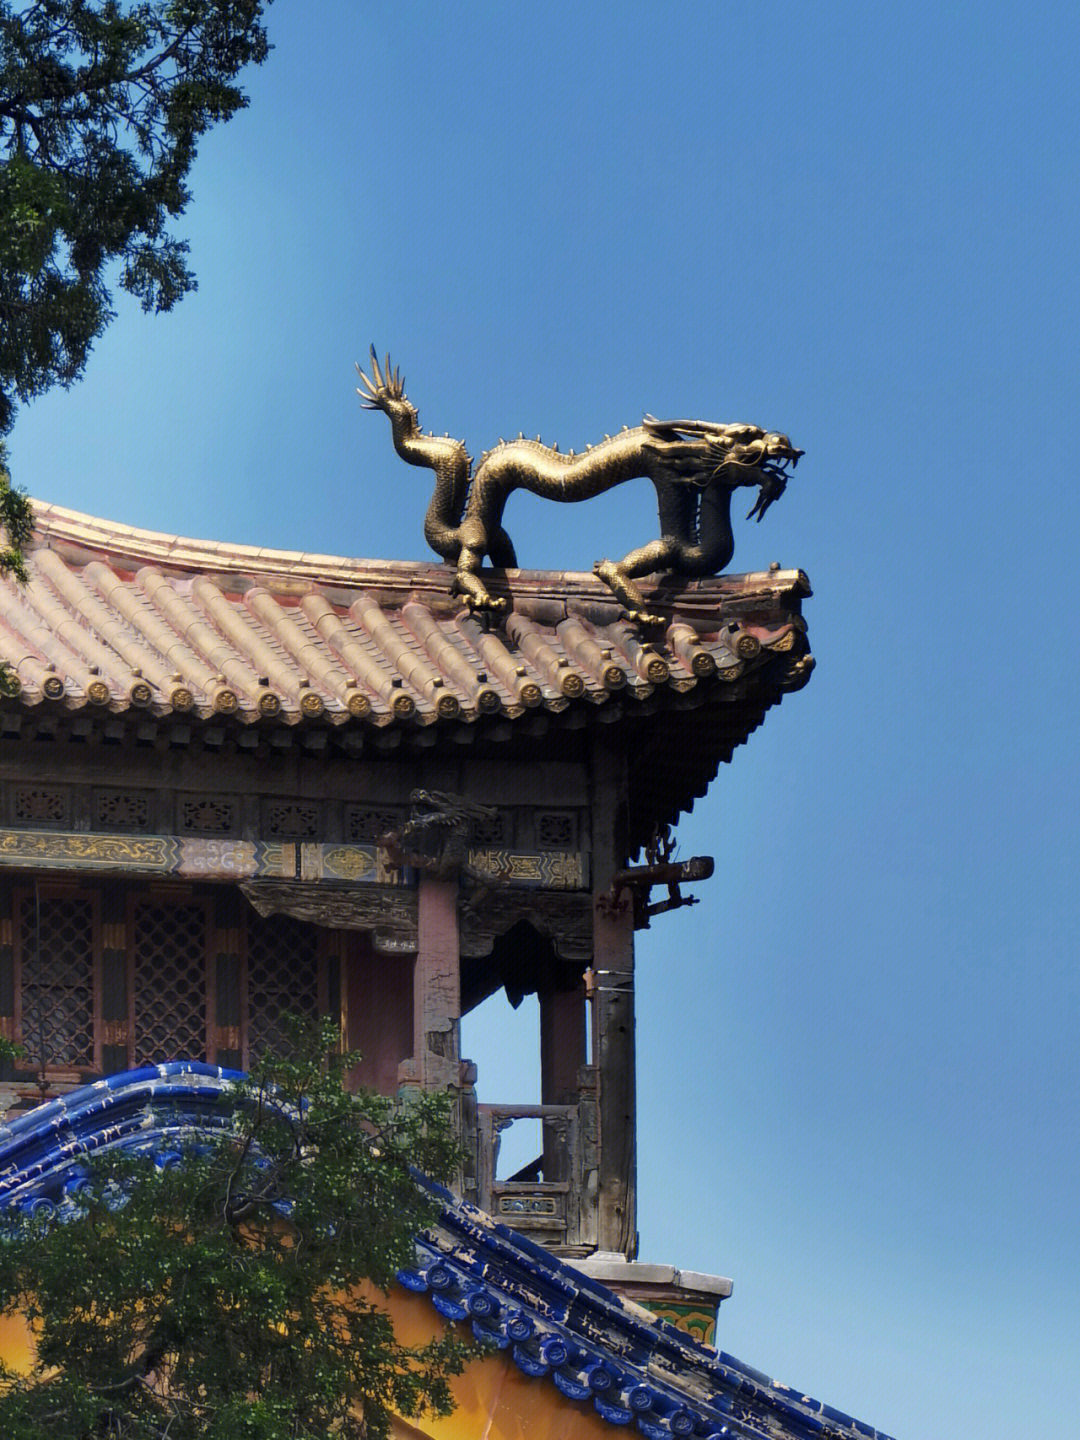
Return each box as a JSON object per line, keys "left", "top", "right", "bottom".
{"left": 642, "top": 416, "right": 803, "bottom": 520}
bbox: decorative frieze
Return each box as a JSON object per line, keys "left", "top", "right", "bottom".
{"left": 298, "top": 843, "right": 398, "bottom": 885}
{"left": 0, "top": 827, "right": 587, "bottom": 899}
{"left": 0, "top": 829, "right": 289, "bottom": 880}
{"left": 0, "top": 830, "right": 177, "bottom": 871}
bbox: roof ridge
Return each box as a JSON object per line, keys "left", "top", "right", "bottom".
{"left": 28, "top": 498, "right": 809, "bottom": 604}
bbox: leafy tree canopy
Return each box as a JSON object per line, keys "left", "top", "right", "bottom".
{"left": 0, "top": 1019, "right": 470, "bottom": 1439}
{"left": 0, "top": 0, "right": 273, "bottom": 436}
{"left": 0, "top": 437, "right": 32, "bottom": 581}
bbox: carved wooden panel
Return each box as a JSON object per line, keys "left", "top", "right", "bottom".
{"left": 263, "top": 801, "right": 321, "bottom": 840}
{"left": 345, "top": 805, "right": 406, "bottom": 843}
{"left": 459, "top": 891, "right": 593, "bottom": 961}
{"left": 177, "top": 795, "right": 238, "bottom": 836}
{"left": 536, "top": 810, "right": 576, "bottom": 849}
{"left": 12, "top": 786, "right": 69, "bottom": 827}
{"left": 472, "top": 809, "right": 508, "bottom": 846}
{"left": 95, "top": 789, "right": 152, "bottom": 831}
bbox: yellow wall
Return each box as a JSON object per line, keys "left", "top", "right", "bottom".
{"left": 0, "top": 1286, "right": 618, "bottom": 1440}
{"left": 389, "top": 1291, "right": 617, "bottom": 1440}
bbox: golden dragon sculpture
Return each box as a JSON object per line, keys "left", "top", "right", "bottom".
{"left": 358, "top": 349, "right": 802, "bottom": 625}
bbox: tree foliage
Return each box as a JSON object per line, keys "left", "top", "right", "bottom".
{"left": 0, "top": 0, "right": 273, "bottom": 436}
{"left": 0, "top": 1020, "right": 470, "bottom": 1439}
{"left": 0, "top": 437, "right": 32, "bottom": 583}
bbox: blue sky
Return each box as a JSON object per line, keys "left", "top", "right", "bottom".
{"left": 8, "top": 4, "right": 1079, "bottom": 1436}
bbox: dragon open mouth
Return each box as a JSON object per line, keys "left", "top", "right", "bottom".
{"left": 763, "top": 454, "right": 796, "bottom": 481}
{"left": 746, "top": 449, "right": 799, "bottom": 521}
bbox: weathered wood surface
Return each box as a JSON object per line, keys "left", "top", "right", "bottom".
{"left": 590, "top": 734, "right": 637, "bottom": 1259}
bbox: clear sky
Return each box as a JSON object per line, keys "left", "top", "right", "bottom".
{"left": 8, "top": 4, "right": 1079, "bottom": 1436}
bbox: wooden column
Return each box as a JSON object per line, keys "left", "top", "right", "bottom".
{"left": 590, "top": 734, "right": 637, "bottom": 1258}
{"left": 540, "top": 983, "right": 587, "bottom": 1184}
{"left": 344, "top": 934, "right": 414, "bottom": 1096}
{"left": 540, "top": 985, "right": 586, "bottom": 1105}
{"left": 211, "top": 888, "right": 243, "bottom": 1070}
{"left": 399, "top": 876, "right": 460, "bottom": 1093}
{"left": 99, "top": 882, "right": 129, "bottom": 1074}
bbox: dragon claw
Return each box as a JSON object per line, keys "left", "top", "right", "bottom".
{"left": 466, "top": 594, "right": 507, "bottom": 614}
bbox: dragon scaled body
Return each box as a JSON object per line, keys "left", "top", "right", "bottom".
{"left": 358, "top": 349, "right": 801, "bottom": 624}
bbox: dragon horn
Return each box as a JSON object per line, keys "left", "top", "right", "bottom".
{"left": 369, "top": 344, "right": 384, "bottom": 388}
{"left": 652, "top": 418, "right": 731, "bottom": 435}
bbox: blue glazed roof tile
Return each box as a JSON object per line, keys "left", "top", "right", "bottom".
{"left": 0, "top": 1066, "right": 891, "bottom": 1440}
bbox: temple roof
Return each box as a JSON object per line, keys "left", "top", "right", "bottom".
{"left": 0, "top": 1064, "right": 891, "bottom": 1440}
{"left": 3, "top": 500, "right": 812, "bottom": 725}
{"left": 1, "top": 502, "right": 813, "bottom": 845}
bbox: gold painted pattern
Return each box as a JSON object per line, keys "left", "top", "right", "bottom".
{"left": 0, "top": 829, "right": 582, "bottom": 890}
{"left": 177, "top": 839, "right": 259, "bottom": 877}
{"left": 321, "top": 847, "right": 374, "bottom": 881}
{"left": 299, "top": 844, "right": 401, "bottom": 886}
{"left": 467, "top": 848, "right": 587, "bottom": 890}
{"left": 0, "top": 830, "right": 297, "bottom": 881}
{"left": 647, "top": 1302, "right": 716, "bottom": 1347}
{"left": 0, "top": 830, "right": 175, "bottom": 870}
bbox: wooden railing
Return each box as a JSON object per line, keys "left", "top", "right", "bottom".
{"left": 474, "top": 1092, "right": 599, "bottom": 1254}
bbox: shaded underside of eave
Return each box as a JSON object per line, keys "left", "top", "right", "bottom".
{"left": 0, "top": 502, "right": 812, "bottom": 787}
{"left": 625, "top": 691, "right": 774, "bottom": 852}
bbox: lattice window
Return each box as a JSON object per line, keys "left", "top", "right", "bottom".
{"left": 345, "top": 806, "right": 406, "bottom": 843}
{"left": 537, "top": 811, "right": 575, "bottom": 848}
{"left": 133, "top": 901, "right": 208, "bottom": 1063}
{"left": 12, "top": 787, "right": 69, "bottom": 826}
{"left": 247, "top": 913, "right": 321, "bottom": 1061}
{"left": 95, "top": 789, "right": 151, "bottom": 830}
{"left": 178, "top": 796, "right": 237, "bottom": 835}
{"left": 264, "top": 802, "right": 320, "bottom": 839}
{"left": 19, "top": 895, "right": 94, "bottom": 1067}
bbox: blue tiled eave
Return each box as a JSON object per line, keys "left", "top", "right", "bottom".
{"left": 0, "top": 1066, "right": 891, "bottom": 1440}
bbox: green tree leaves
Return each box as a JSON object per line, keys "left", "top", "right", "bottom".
{"left": 0, "top": 1018, "right": 470, "bottom": 1440}
{"left": 0, "top": 1, "right": 273, "bottom": 434}
{"left": 0, "top": 438, "right": 32, "bottom": 588}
